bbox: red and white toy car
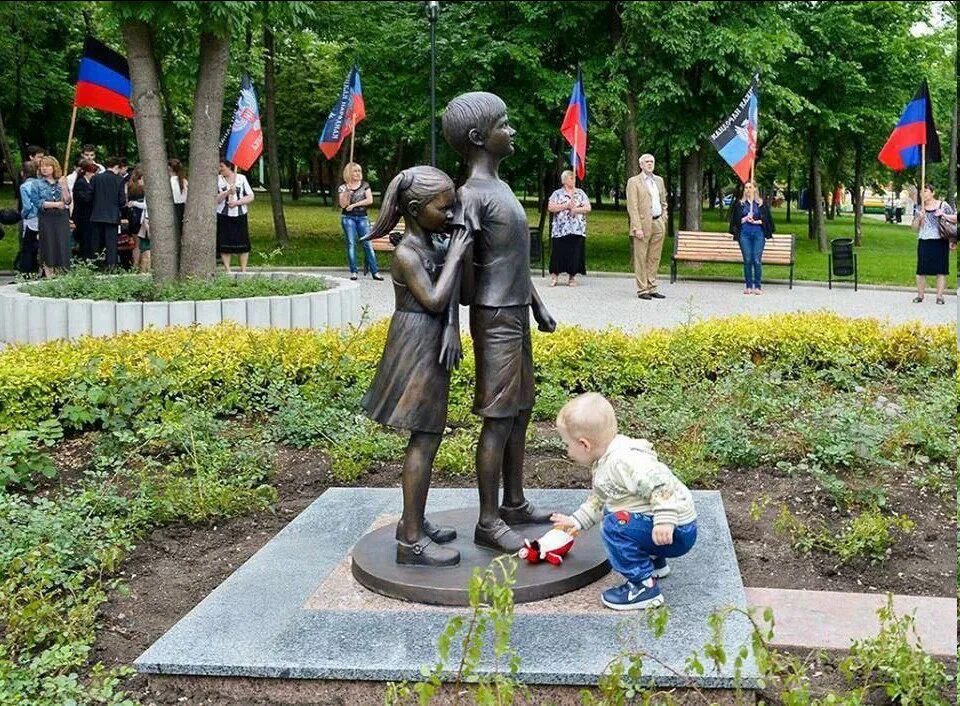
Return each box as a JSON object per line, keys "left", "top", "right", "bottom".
{"left": 517, "top": 528, "right": 575, "bottom": 566}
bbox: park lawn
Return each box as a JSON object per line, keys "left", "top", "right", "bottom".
{"left": 0, "top": 193, "right": 945, "bottom": 288}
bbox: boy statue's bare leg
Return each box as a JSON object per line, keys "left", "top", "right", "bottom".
{"left": 499, "top": 409, "right": 552, "bottom": 524}
{"left": 474, "top": 417, "right": 525, "bottom": 553}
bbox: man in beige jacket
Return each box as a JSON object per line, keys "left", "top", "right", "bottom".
{"left": 626, "top": 154, "right": 668, "bottom": 299}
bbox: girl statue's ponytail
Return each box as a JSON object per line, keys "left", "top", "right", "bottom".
{"left": 366, "top": 170, "right": 413, "bottom": 241}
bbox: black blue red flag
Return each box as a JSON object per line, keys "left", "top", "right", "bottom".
{"left": 74, "top": 36, "right": 133, "bottom": 118}
{"left": 878, "top": 80, "right": 941, "bottom": 171}
{"left": 318, "top": 66, "right": 366, "bottom": 159}
{"left": 223, "top": 74, "right": 263, "bottom": 170}
{"left": 560, "top": 69, "right": 588, "bottom": 180}
{"left": 710, "top": 73, "right": 759, "bottom": 184}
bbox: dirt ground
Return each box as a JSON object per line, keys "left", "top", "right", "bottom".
{"left": 89, "top": 445, "right": 956, "bottom": 705}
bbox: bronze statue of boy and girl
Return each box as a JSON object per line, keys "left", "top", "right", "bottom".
{"left": 360, "top": 92, "right": 556, "bottom": 567}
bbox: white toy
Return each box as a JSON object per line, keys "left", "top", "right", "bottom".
{"left": 517, "top": 528, "right": 575, "bottom": 566}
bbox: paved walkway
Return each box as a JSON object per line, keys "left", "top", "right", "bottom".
{"left": 333, "top": 269, "right": 956, "bottom": 331}
{"left": 745, "top": 587, "right": 957, "bottom": 656}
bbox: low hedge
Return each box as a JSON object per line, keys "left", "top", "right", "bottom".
{"left": 0, "top": 312, "right": 954, "bottom": 434}
{"left": 16, "top": 269, "right": 327, "bottom": 303}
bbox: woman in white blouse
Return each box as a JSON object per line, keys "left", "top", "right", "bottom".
{"left": 215, "top": 159, "right": 254, "bottom": 273}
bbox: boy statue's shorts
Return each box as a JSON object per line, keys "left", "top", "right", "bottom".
{"left": 470, "top": 305, "right": 534, "bottom": 418}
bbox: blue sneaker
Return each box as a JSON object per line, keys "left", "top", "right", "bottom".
{"left": 601, "top": 578, "right": 664, "bottom": 611}
{"left": 651, "top": 556, "right": 671, "bottom": 579}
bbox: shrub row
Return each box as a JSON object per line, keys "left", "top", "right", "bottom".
{"left": 0, "top": 313, "right": 954, "bottom": 434}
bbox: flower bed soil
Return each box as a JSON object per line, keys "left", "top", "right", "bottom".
{"left": 89, "top": 445, "right": 956, "bottom": 705}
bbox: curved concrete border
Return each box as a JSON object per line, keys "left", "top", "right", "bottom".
{"left": 0, "top": 272, "right": 360, "bottom": 345}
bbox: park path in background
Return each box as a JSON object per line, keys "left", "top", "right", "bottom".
{"left": 341, "top": 269, "right": 956, "bottom": 331}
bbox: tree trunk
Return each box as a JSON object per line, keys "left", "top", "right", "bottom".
{"left": 853, "top": 140, "right": 864, "bottom": 246}
{"left": 263, "top": 22, "right": 288, "bottom": 247}
{"left": 623, "top": 90, "right": 640, "bottom": 181}
{"left": 152, "top": 49, "right": 178, "bottom": 160}
{"left": 948, "top": 93, "right": 958, "bottom": 209}
{"left": 811, "top": 142, "right": 828, "bottom": 252}
{"left": 0, "top": 105, "right": 18, "bottom": 192}
{"left": 122, "top": 21, "right": 178, "bottom": 284}
{"left": 785, "top": 165, "right": 792, "bottom": 223}
{"left": 665, "top": 138, "right": 675, "bottom": 238}
{"left": 807, "top": 137, "right": 815, "bottom": 240}
{"left": 681, "top": 146, "right": 703, "bottom": 231}
{"left": 180, "top": 31, "right": 231, "bottom": 279}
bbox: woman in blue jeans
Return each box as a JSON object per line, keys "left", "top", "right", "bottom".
{"left": 338, "top": 162, "right": 382, "bottom": 281}
{"left": 728, "top": 181, "right": 774, "bottom": 295}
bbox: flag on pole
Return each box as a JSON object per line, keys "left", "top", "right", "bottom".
{"left": 318, "top": 65, "right": 366, "bottom": 159}
{"left": 878, "top": 80, "right": 941, "bottom": 171}
{"left": 223, "top": 74, "right": 263, "bottom": 171}
{"left": 73, "top": 36, "right": 134, "bottom": 118}
{"left": 560, "top": 68, "right": 588, "bottom": 180}
{"left": 709, "top": 73, "right": 759, "bottom": 184}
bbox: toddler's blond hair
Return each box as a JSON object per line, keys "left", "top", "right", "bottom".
{"left": 556, "top": 393, "right": 618, "bottom": 445}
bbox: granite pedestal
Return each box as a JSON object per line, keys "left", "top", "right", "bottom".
{"left": 135, "top": 488, "right": 759, "bottom": 697}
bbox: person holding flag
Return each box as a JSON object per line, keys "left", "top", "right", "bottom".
{"left": 877, "top": 80, "right": 954, "bottom": 304}
{"left": 549, "top": 70, "right": 591, "bottom": 287}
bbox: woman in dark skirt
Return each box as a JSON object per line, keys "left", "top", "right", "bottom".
{"left": 912, "top": 183, "right": 957, "bottom": 305}
{"left": 34, "top": 156, "right": 72, "bottom": 278}
{"left": 547, "top": 170, "right": 590, "bottom": 286}
{"left": 360, "top": 166, "right": 471, "bottom": 567}
{"left": 71, "top": 160, "right": 98, "bottom": 261}
{"left": 215, "top": 160, "right": 254, "bottom": 273}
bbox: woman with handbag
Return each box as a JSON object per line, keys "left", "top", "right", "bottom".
{"left": 911, "top": 183, "right": 957, "bottom": 305}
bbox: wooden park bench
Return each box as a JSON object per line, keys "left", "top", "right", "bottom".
{"left": 671, "top": 231, "right": 796, "bottom": 288}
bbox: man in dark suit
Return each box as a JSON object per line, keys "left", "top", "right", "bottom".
{"left": 89, "top": 156, "right": 127, "bottom": 267}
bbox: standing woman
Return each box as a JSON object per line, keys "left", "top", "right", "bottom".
{"left": 547, "top": 169, "right": 590, "bottom": 286}
{"left": 338, "top": 162, "right": 382, "bottom": 281}
{"left": 168, "top": 159, "right": 188, "bottom": 235}
{"left": 71, "top": 159, "right": 98, "bottom": 261}
{"left": 912, "top": 183, "right": 957, "bottom": 304}
{"left": 34, "top": 157, "right": 72, "bottom": 278}
{"left": 728, "top": 181, "right": 774, "bottom": 295}
{"left": 215, "top": 159, "right": 254, "bottom": 273}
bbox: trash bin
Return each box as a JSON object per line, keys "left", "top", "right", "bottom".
{"left": 529, "top": 226, "right": 545, "bottom": 276}
{"left": 828, "top": 238, "right": 857, "bottom": 291}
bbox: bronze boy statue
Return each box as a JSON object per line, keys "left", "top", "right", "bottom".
{"left": 442, "top": 92, "right": 557, "bottom": 553}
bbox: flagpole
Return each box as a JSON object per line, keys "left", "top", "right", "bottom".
{"left": 64, "top": 105, "right": 78, "bottom": 171}
{"left": 349, "top": 114, "right": 356, "bottom": 165}
{"left": 920, "top": 143, "right": 926, "bottom": 205}
{"left": 572, "top": 122, "right": 578, "bottom": 190}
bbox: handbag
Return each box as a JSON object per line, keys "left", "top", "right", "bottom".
{"left": 938, "top": 215, "right": 957, "bottom": 241}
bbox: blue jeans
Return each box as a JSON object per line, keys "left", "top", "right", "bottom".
{"left": 738, "top": 230, "right": 765, "bottom": 289}
{"left": 341, "top": 215, "right": 379, "bottom": 275}
{"left": 601, "top": 511, "right": 698, "bottom": 584}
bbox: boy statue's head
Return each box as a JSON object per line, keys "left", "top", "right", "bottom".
{"left": 556, "top": 393, "right": 618, "bottom": 466}
{"left": 442, "top": 92, "right": 510, "bottom": 159}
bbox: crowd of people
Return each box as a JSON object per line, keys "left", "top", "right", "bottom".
{"left": 13, "top": 143, "right": 196, "bottom": 278}
{"left": 11, "top": 144, "right": 956, "bottom": 302}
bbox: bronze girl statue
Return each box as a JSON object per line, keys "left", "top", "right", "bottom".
{"left": 360, "top": 166, "right": 471, "bottom": 567}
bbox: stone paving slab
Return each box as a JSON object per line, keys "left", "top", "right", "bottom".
{"left": 135, "top": 488, "right": 760, "bottom": 690}
{"left": 744, "top": 587, "right": 958, "bottom": 657}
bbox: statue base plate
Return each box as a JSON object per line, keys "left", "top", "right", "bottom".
{"left": 350, "top": 507, "right": 610, "bottom": 605}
